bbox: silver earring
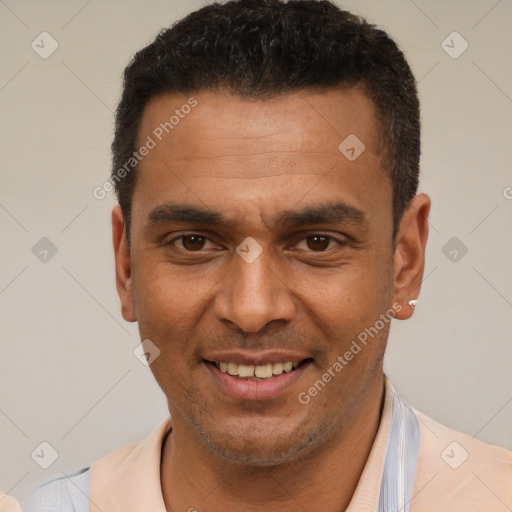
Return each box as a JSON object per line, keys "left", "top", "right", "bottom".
{"left": 408, "top": 299, "right": 417, "bottom": 310}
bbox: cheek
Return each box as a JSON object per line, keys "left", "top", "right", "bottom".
{"left": 131, "top": 263, "right": 211, "bottom": 394}
{"left": 131, "top": 258, "right": 205, "bottom": 339}
{"left": 289, "top": 252, "right": 394, "bottom": 325}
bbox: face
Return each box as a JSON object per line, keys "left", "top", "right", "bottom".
{"left": 113, "top": 87, "right": 428, "bottom": 465}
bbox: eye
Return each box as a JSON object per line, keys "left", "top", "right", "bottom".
{"left": 170, "top": 234, "right": 215, "bottom": 251}
{"left": 293, "top": 234, "right": 345, "bottom": 252}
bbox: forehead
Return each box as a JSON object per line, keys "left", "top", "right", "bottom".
{"left": 138, "top": 86, "right": 381, "bottom": 169}
{"left": 132, "top": 87, "right": 390, "bottom": 230}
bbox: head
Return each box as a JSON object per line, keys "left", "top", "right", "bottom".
{"left": 112, "top": 0, "right": 430, "bottom": 465}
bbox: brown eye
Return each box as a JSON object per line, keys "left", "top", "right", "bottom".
{"left": 306, "top": 235, "right": 331, "bottom": 251}
{"left": 181, "top": 235, "right": 206, "bottom": 251}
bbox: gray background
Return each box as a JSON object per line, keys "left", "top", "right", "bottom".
{"left": 1, "top": 0, "right": 511, "bottom": 504}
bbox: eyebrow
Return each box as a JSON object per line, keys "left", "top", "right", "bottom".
{"left": 275, "top": 202, "right": 366, "bottom": 228}
{"left": 149, "top": 204, "right": 223, "bottom": 226}
{"left": 147, "top": 201, "right": 366, "bottom": 229}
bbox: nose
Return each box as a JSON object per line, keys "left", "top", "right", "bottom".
{"left": 213, "top": 249, "right": 296, "bottom": 333}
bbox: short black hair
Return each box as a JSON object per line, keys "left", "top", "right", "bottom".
{"left": 112, "top": 0, "right": 420, "bottom": 242}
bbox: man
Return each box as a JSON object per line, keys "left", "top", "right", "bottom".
{"left": 27, "top": 0, "right": 511, "bottom": 510}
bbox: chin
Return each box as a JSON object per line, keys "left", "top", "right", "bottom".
{"left": 207, "top": 436, "right": 310, "bottom": 466}
{"left": 194, "top": 417, "right": 325, "bottom": 467}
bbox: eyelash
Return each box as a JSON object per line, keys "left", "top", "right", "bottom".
{"left": 166, "top": 232, "right": 347, "bottom": 253}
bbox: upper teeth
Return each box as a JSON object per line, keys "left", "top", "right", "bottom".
{"left": 217, "top": 361, "right": 299, "bottom": 378}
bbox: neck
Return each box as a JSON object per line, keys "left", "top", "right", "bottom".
{"left": 161, "top": 376, "right": 385, "bottom": 512}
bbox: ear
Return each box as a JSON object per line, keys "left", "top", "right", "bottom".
{"left": 112, "top": 205, "right": 136, "bottom": 322}
{"left": 392, "top": 193, "right": 431, "bottom": 320}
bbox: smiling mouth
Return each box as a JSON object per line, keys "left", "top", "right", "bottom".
{"left": 204, "top": 359, "right": 312, "bottom": 381}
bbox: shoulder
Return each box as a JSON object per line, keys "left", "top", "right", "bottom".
{"left": 22, "top": 467, "right": 90, "bottom": 512}
{"left": 412, "top": 409, "right": 512, "bottom": 511}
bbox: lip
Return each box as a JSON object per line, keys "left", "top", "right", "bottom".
{"left": 203, "top": 359, "right": 312, "bottom": 401}
{"left": 203, "top": 349, "right": 312, "bottom": 366}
